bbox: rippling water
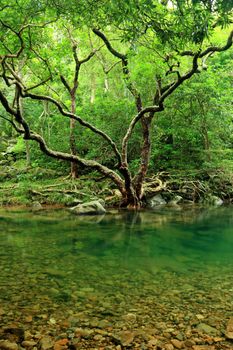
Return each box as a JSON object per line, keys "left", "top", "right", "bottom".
{"left": 0, "top": 206, "right": 233, "bottom": 345}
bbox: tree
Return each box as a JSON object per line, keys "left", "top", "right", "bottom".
{"left": 0, "top": 0, "right": 232, "bottom": 207}
{"left": 150, "top": 49, "right": 233, "bottom": 171}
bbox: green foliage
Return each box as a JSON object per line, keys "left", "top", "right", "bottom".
{"left": 0, "top": 0, "right": 232, "bottom": 190}
{"left": 148, "top": 49, "right": 233, "bottom": 173}
{"left": 8, "top": 136, "right": 25, "bottom": 154}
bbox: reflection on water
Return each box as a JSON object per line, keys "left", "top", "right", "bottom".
{"left": 0, "top": 206, "right": 233, "bottom": 344}
{"left": 1, "top": 207, "right": 233, "bottom": 287}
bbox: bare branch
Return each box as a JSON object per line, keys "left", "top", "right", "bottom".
{"left": 0, "top": 5, "right": 10, "bottom": 12}
{"left": 0, "top": 90, "right": 124, "bottom": 191}
{"left": 4, "top": 61, "right": 26, "bottom": 89}
{"left": 180, "top": 50, "right": 195, "bottom": 56}
{"left": 165, "top": 62, "right": 181, "bottom": 78}
{"left": 93, "top": 28, "right": 127, "bottom": 60}
{"left": 25, "top": 62, "right": 60, "bottom": 98}
{"left": 28, "top": 131, "right": 125, "bottom": 191}
{"left": 160, "top": 53, "right": 199, "bottom": 103}
{"left": 0, "top": 20, "right": 25, "bottom": 58}
{"left": 121, "top": 104, "right": 163, "bottom": 165}
{"left": 0, "top": 18, "right": 59, "bottom": 60}
{"left": 25, "top": 76, "right": 52, "bottom": 92}
{"left": 19, "top": 18, "right": 59, "bottom": 32}
{"left": 0, "top": 114, "right": 24, "bottom": 133}
{"left": 93, "top": 28, "right": 142, "bottom": 111}
{"left": 79, "top": 50, "right": 95, "bottom": 65}
{"left": 201, "top": 51, "right": 213, "bottom": 70}
{"left": 104, "top": 61, "right": 121, "bottom": 74}
{"left": 22, "top": 91, "right": 122, "bottom": 164}
{"left": 60, "top": 75, "right": 72, "bottom": 94}
{"left": 180, "top": 30, "right": 233, "bottom": 58}
{"left": 29, "top": 45, "right": 53, "bottom": 78}
{"left": 200, "top": 30, "right": 233, "bottom": 57}
{"left": 0, "top": 90, "right": 17, "bottom": 117}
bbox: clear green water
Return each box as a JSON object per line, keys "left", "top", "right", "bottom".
{"left": 0, "top": 206, "right": 233, "bottom": 333}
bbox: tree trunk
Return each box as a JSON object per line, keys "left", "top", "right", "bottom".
{"left": 18, "top": 90, "right": 31, "bottom": 167}
{"left": 120, "top": 186, "right": 140, "bottom": 208}
{"left": 70, "top": 91, "right": 78, "bottom": 178}
{"left": 133, "top": 93, "right": 159, "bottom": 202}
{"left": 133, "top": 116, "right": 152, "bottom": 200}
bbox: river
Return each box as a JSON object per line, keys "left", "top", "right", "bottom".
{"left": 0, "top": 206, "right": 233, "bottom": 349}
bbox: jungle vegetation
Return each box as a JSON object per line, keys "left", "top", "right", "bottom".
{"left": 0, "top": 0, "right": 232, "bottom": 207}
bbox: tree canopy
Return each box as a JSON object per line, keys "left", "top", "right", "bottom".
{"left": 0, "top": 0, "right": 232, "bottom": 207}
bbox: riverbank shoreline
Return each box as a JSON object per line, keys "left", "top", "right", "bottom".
{"left": 0, "top": 167, "right": 232, "bottom": 209}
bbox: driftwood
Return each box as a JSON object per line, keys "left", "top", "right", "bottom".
{"left": 29, "top": 188, "right": 89, "bottom": 197}
{"left": 142, "top": 172, "right": 210, "bottom": 202}
{"left": 143, "top": 175, "right": 167, "bottom": 197}
{"left": 0, "top": 184, "right": 19, "bottom": 192}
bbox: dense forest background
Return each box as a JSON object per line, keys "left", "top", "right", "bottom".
{"left": 0, "top": 0, "right": 232, "bottom": 207}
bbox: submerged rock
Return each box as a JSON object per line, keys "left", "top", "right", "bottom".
{"left": 43, "top": 268, "right": 67, "bottom": 278}
{"left": 122, "top": 313, "right": 137, "bottom": 323}
{"left": 21, "top": 340, "right": 37, "bottom": 348}
{"left": 112, "top": 331, "right": 135, "bottom": 347}
{"left": 3, "top": 327, "right": 24, "bottom": 342}
{"left": 75, "top": 328, "right": 93, "bottom": 339}
{"left": 31, "top": 201, "right": 43, "bottom": 211}
{"left": 168, "top": 195, "right": 183, "bottom": 206}
{"left": 0, "top": 340, "right": 18, "bottom": 350}
{"left": 170, "top": 339, "right": 183, "bottom": 349}
{"left": 225, "top": 317, "right": 233, "bottom": 339}
{"left": 70, "top": 200, "right": 106, "bottom": 215}
{"left": 204, "top": 195, "right": 223, "bottom": 206}
{"left": 196, "top": 323, "right": 217, "bottom": 335}
{"left": 192, "top": 346, "right": 215, "bottom": 350}
{"left": 39, "top": 336, "right": 54, "bottom": 350}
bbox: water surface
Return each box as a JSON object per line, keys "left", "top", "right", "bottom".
{"left": 0, "top": 206, "right": 233, "bottom": 347}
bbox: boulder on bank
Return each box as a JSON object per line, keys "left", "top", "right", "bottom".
{"left": 204, "top": 195, "right": 223, "bottom": 206}
{"left": 168, "top": 195, "right": 183, "bottom": 206}
{"left": 70, "top": 200, "right": 106, "bottom": 215}
{"left": 147, "top": 194, "right": 167, "bottom": 208}
{"left": 31, "top": 201, "right": 43, "bottom": 211}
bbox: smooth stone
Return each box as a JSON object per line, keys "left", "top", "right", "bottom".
{"left": 74, "top": 328, "right": 93, "bottom": 339}
{"left": 47, "top": 288, "right": 60, "bottom": 297}
{"left": 43, "top": 268, "right": 66, "bottom": 278}
{"left": 31, "top": 201, "right": 43, "bottom": 211}
{"left": 212, "top": 196, "right": 223, "bottom": 206}
{"left": 225, "top": 317, "right": 233, "bottom": 339}
{"left": 0, "top": 340, "right": 18, "bottom": 350}
{"left": 96, "top": 320, "right": 110, "bottom": 329}
{"left": 70, "top": 200, "right": 106, "bottom": 215}
{"left": 192, "top": 346, "right": 215, "bottom": 350}
{"left": 205, "top": 195, "right": 223, "bottom": 206}
{"left": 122, "top": 313, "right": 137, "bottom": 323}
{"left": 113, "top": 331, "right": 135, "bottom": 347}
{"left": 171, "top": 339, "right": 183, "bottom": 349}
{"left": 196, "top": 323, "right": 217, "bottom": 335}
{"left": 164, "top": 345, "right": 174, "bottom": 350}
{"left": 168, "top": 195, "right": 183, "bottom": 206}
{"left": 39, "top": 336, "right": 54, "bottom": 350}
{"left": 21, "top": 340, "right": 37, "bottom": 348}
{"left": 0, "top": 307, "right": 5, "bottom": 315}
{"left": 148, "top": 194, "right": 167, "bottom": 208}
